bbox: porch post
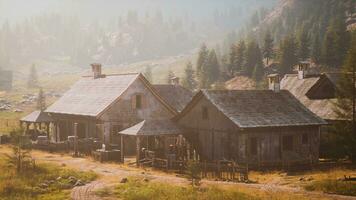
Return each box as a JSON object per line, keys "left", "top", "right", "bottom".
{"left": 120, "top": 134, "right": 124, "bottom": 163}
{"left": 136, "top": 136, "right": 141, "bottom": 166}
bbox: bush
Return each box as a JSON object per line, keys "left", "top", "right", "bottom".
{"left": 186, "top": 160, "right": 201, "bottom": 186}
{"left": 305, "top": 179, "right": 356, "bottom": 196}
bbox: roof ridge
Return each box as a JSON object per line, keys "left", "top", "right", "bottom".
{"left": 82, "top": 72, "right": 140, "bottom": 78}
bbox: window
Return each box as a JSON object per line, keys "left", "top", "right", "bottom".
{"left": 302, "top": 133, "right": 308, "bottom": 145}
{"left": 250, "top": 137, "right": 258, "bottom": 155}
{"left": 202, "top": 106, "right": 209, "bottom": 120}
{"left": 136, "top": 95, "right": 142, "bottom": 109}
{"left": 132, "top": 94, "right": 143, "bottom": 110}
{"left": 283, "top": 135, "right": 294, "bottom": 151}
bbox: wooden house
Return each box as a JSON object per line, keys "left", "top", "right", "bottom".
{"left": 280, "top": 63, "right": 342, "bottom": 123}
{"left": 175, "top": 79, "right": 326, "bottom": 167}
{"left": 46, "top": 64, "right": 193, "bottom": 156}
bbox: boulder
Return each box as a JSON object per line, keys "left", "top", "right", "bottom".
{"left": 120, "top": 178, "right": 128, "bottom": 183}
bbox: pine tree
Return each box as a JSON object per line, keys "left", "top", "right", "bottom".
{"left": 252, "top": 59, "right": 264, "bottom": 83}
{"left": 245, "top": 40, "right": 262, "bottom": 77}
{"left": 182, "top": 61, "right": 197, "bottom": 90}
{"left": 27, "top": 64, "right": 38, "bottom": 88}
{"left": 297, "top": 28, "right": 310, "bottom": 61}
{"left": 196, "top": 44, "right": 209, "bottom": 80}
{"left": 228, "top": 44, "right": 238, "bottom": 77}
{"left": 206, "top": 49, "right": 220, "bottom": 84}
{"left": 322, "top": 14, "right": 350, "bottom": 68}
{"left": 263, "top": 31, "right": 274, "bottom": 65}
{"left": 200, "top": 49, "right": 220, "bottom": 88}
{"left": 235, "top": 40, "right": 246, "bottom": 73}
{"left": 278, "top": 35, "right": 298, "bottom": 75}
{"left": 311, "top": 33, "right": 322, "bottom": 64}
{"left": 37, "top": 88, "right": 46, "bottom": 111}
{"left": 333, "top": 31, "right": 356, "bottom": 162}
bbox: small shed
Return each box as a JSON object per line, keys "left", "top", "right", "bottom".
{"left": 118, "top": 119, "right": 185, "bottom": 165}
{"left": 20, "top": 111, "right": 54, "bottom": 138}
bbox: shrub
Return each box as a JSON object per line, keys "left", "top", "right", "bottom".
{"left": 305, "top": 179, "right": 356, "bottom": 196}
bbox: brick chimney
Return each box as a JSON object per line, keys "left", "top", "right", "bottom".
{"left": 298, "top": 62, "right": 310, "bottom": 80}
{"left": 91, "top": 63, "right": 102, "bottom": 79}
{"left": 171, "top": 76, "right": 180, "bottom": 86}
{"left": 268, "top": 74, "right": 280, "bottom": 92}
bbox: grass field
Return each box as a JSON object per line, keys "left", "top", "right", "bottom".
{"left": 0, "top": 148, "right": 97, "bottom": 200}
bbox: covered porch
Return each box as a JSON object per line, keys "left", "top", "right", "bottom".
{"left": 20, "top": 110, "right": 54, "bottom": 141}
{"left": 118, "top": 119, "right": 187, "bottom": 169}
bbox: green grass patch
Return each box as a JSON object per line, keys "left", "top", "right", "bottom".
{"left": 304, "top": 179, "right": 356, "bottom": 196}
{"left": 0, "top": 156, "right": 97, "bottom": 200}
{"left": 96, "top": 178, "right": 257, "bottom": 200}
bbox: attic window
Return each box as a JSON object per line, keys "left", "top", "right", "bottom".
{"left": 132, "top": 94, "right": 144, "bottom": 110}
{"left": 202, "top": 106, "right": 209, "bottom": 120}
{"left": 136, "top": 95, "right": 142, "bottom": 109}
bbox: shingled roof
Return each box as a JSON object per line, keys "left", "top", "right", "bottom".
{"left": 225, "top": 75, "right": 256, "bottom": 90}
{"left": 119, "top": 119, "right": 183, "bottom": 136}
{"left": 46, "top": 73, "right": 177, "bottom": 117}
{"left": 20, "top": 110, "right": 53, "bottom": 123}
{"left": 178, "top": 90, "right": 326, "bottom": 128}
{"left": 153, "top": 85, "right": 193, "bottom": 112}
{"left": 281, "top": 74, "right": 339, "bottom": 121}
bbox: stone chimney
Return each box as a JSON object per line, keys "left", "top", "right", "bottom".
{"left": 91, "top": 63, "right": 102, "bottom": 79}
{"left": 298, "top": 62, "right": 310, "bottom": 80}
{"left": 171, "top": 76, "right": 180, "bottom": 86}
{"left": 268, "top": 74, "right": 280, "bottom": 92}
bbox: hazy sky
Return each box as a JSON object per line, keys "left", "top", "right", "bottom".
{"left": 0, "top": 0, "right": 273, "bottom": 23}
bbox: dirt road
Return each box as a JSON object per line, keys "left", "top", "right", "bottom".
{"left": 19, "top": 150, "right": 356, "bottom": 200}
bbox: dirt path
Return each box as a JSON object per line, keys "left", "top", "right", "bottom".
{"left": 14, "top": 149, "right": 356, "bottom": 200}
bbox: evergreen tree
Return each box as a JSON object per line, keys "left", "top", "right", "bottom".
{"left": 228, "top": 44, "right": 238, "bottom": 77}
{"left": 244, "top": 40, "right": 262, "bottom": 77}
{"left": 235, "top": 40, "right": 246, "bottom": 73}
{"left": 200, "top": 49, "right": 220, "bottom": 88}
{"left": 27, "top": 64, "right": 38, "bottom": 88}
{"left": 278, "top": 35, "right": 298, "bottom": 75}
{"left": 311, "top": 33, "right": 322, "bottom": 64}
{"left": 252, "top": 59, "right": 264, "bottom": 83}
{"left": 322, "top": 14, "right": 350, "bottom": 68}
{"left": 37, "top": 88, "right": 46, "bottom": 111}
{"left": 206, "top": 49, "right": 220, "bottom": 84}
{"left": 263, "top": 31, "right": 274, "bottom": 65}
{"left": 196, "top": 43, "right": 209, "bottom": 80}
{"left": 333, "top": 31, "right": 356, "bottom": 162}
{"left": 297, "top": 28, "right": 310, "bottom": 61}
{"left": 182, "top": 61, "right": 197, "bottom": 90}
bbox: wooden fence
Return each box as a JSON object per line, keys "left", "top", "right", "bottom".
{"left": 0, "top": 119, "right": 19, "bottom": 133}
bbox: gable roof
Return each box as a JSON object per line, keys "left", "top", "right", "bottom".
{"left": 177, "top": 90, "right": 326, "bottom": 128}
{"left": 225, "top": 75, "right": 256, "bottom": 90}
{"left": 20, "top": 110, "right": 53, "bottom": 123}
{"left": 46, "top": 73, "right": 177, "bottom": 117}
{"left": 281, "top": 74, "right": 339, "bottom": 121}
{"left": 153, "top": 84, "right": 193, "bottom": 112}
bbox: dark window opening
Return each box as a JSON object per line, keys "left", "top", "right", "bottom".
{"left": 283, "top": 135, "right": 294, "bottom": 151}
{"left": 250, "top": 137, "right": 258, "bottom": 155}
{"left": 202, "top": 106, "right": 209, "bottom": 120}
{"left": 302, "top": 133, "right": 308, "bottom": 145}
{"left": 136, "top": 95, "right": 142, "bottom": 109}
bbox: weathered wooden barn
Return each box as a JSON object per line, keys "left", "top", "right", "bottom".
{"left": 45, "top": 64, "right": 193, "bottom": 152}
{"left": 175, "top": 84, "right": 326, "bottom": 166}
